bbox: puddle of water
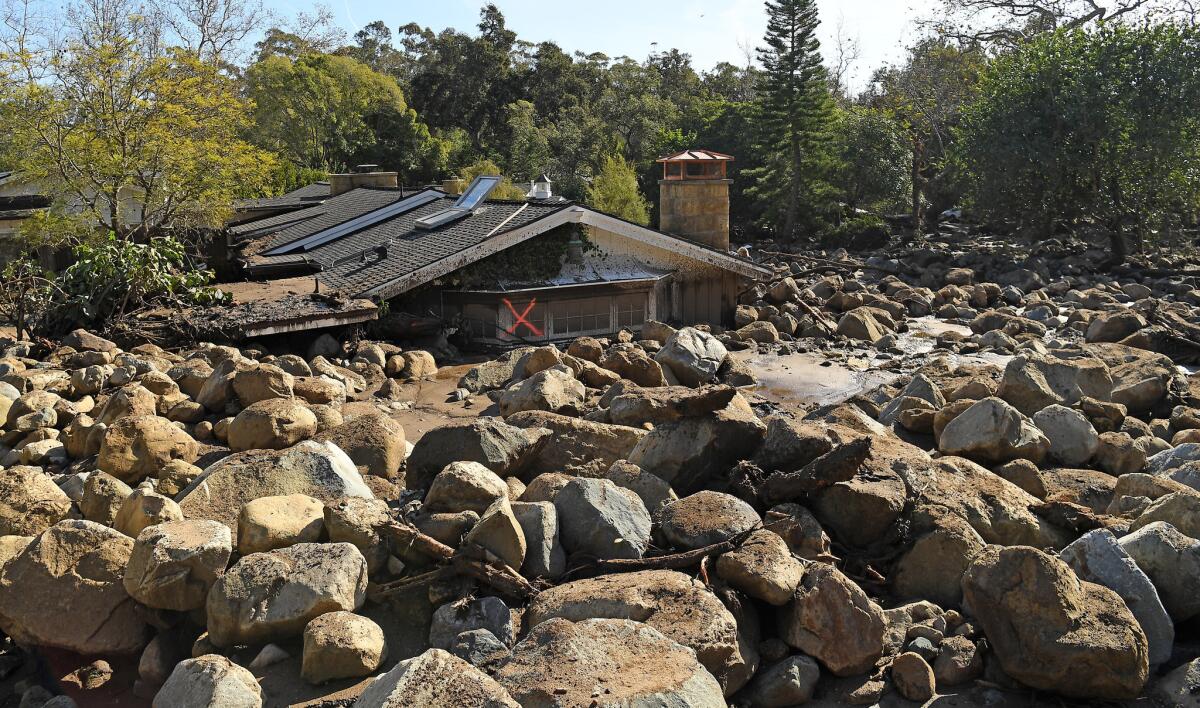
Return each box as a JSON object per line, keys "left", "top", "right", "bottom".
{"left": 741, "top": 317, "right": 1010, "bottom": 408}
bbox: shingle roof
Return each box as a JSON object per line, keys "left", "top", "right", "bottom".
{"left": 233, "top": 181, "right": 331, "bottom": 212}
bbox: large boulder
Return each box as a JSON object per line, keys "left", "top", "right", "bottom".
{"left": 506, "top": 410, "right": 645, "bottom": 477}
{"left": 938, "top": 397, "right": 1049, "bottom": 465}
{"left": 494, "top": 618, "right": 724, "bottom": 708}
{"left": 355, "top": 648, "right": 518, "bottom": 707}
{"left": 996, "top": 352, "right": 1113, "bottom": 416}
{"left": 1086, "top": 311, "right": 1146, "bottom": 343}
{"left": 206, "top": 542, "right": 367, "bottom": 647}
{"left": 554, "top": 477, "right": 651, "bottom": 560}
{"left": 525, "top": 569, "right": 753, "bottom": 695}
{"left": 1088, "top": 343, "right": 1178, "bottom": 414}
{"left": 961, "top": 545, "right": 1149, "bottom": 700}
{"left": 627, "top": 392, "right": 766, "bottom": 494}
{"left": 0, "top": 466, "right": 72, "bottom": 536}
{"left": 1119, "top": 521, "right": 1200, "bottom": 622}
{"left": 657, "top": 491, "right": 760, "bottom": 550}
{"left": 237, "top": 493, "right": 325, "bottom": 554}
{"left": 498, "top": 366, "right": 585, "bottom": 417}
{"left": 599, "top": 344, "right": 667, "bottom": 387}
{"left": 1059, "top": 529, "right": 1173, "bottom": 666}
{"left": 1033, "top": 404, "right": 1100, "bottom": 466}
{"left": 314, "top": 412, "right": 406, "bottom": 479}
{"left": 124, "top": 519, "right": 233, "bottom": 611}
{"left": 0, "top": 520, "right": 149, "bottom": 654}
{"left": 227, "top": 397, "right": 317, "bottom": 451}
{"left": 654, "top": 327, "right": 728, "bottom": 387}
{"left": 836, "top": 307, "right": 889, "bottom": 343}
{"left": 97, "top": 414, "right": 199, "bottom": 482}
{"left": 780, "top": 563, "right": 887, "bottom": 676}
{"left": 715, "top": 529, "right": 804, "bottom": 606}
{"left": 425, "top": 461, "right": 508, "bottom": 514}
{"left": 178, "top": 440, "right": 373, "bottom": 532}
{"left": 302, "top": 611, "right": 386, "bottom": 685}
{"left": 458, "top": 347, "right": 533, "bottom": 394}
{"left": 153, "top": 655, "right": 262, "bottom": 708}
{"left": 231, "top": 363, "right": 294, "bottom": 406}
{"left": 406, "top": 418, "right": 547, "bottom": 491}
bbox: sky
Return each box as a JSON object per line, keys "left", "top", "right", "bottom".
{"left": 265, "top": 0, "right": 941, "bottom": 91}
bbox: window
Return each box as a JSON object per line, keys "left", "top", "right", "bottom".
{"left": 498, "top": 297, "right": 546, "bottom": 341}
{"left": 615, "top": 294, "right": 646, "bottom": 329}
{"left": 551, "top": 297, "right": 611, "bottom": 336}
{"left": 462, "top": 303, "right": 498, "bottom": 339}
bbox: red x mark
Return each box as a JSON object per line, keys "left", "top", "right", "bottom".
{"left": 503, "top": 298, "right": 543, "bottom": 337}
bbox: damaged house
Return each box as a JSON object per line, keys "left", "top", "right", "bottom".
{"left": 224, "top": 151, "right": 768, "bottom": 343}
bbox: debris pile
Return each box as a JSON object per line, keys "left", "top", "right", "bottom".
{"left": 4, "top": 232, "right": 1200, "bottom": 706}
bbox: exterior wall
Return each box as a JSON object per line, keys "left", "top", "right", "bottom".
{"left": 330, "top": 173, "right": 398, "bottom": 196}
{"left": 658, "top": 179, "right": 731, "bottom": 251}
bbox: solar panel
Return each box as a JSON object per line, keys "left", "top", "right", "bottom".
{"left": 264, "top": 190, "right": 442, "bottom": 255}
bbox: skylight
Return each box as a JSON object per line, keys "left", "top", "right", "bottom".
{"left": 454, "top": 175, "right": 501, "bottom": 210}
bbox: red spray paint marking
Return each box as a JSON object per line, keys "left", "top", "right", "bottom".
{"left": 502, "top": 298, "right": 543, "bottom": 337}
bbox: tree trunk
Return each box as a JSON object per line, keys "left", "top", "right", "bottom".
{"left": 1108, "top": 227, "right": 1128, "bottom": 267}
{"left": 910, "top": 138, "right": 924, "bottom": 239}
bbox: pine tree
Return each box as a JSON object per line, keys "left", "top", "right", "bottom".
{"left": 749, "top": 0, "right": 837, "bottom": 239}
{"left": 587, "top": 154, "right": 651, "bottom": 225}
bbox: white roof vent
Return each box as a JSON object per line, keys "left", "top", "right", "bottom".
{"left": 527, "top": 174, "right": 552, "bottom": 200}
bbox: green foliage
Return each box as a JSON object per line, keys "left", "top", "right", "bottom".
{"left": 824, "top": 214, "right": 890, "bottom": 247}
{"left": 244, "top": 52, "right": 447, "bottom": 181}
{"left": 747, "top": 0, "right": 839, "bottom": 239}
{"left": 587, "top": 154, "right": 651, "bottom": 225}
{"left": 959, "top": 24, "right": 1200, "bottom": 258}
{"left": 832, "top": 106, "right": 912, "bottom": 213}
{"left": 261, "top": 163, "right": 329, "bottom": 199}
{"left": 450, "top": 225, "right": 583, "bottom": 288}
{"left": 54, "top": 234, "right": 227, "bottom": 330}
{"left": 458, "top": 159, "right": 529, "bottom": 201}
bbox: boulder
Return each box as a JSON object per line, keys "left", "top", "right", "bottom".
{"left": 893, "top": 523, "right": 986, "bottom": 608}
{"left": 324, "top": 497, "right": 391, "bottom": 573}
{"left": 498, "top": 366, "right": 585, "bottom": 417}
{"left": 938, "top": 397, "right": 1049, "bottom": 465}
{"left": 737, "top": 321, "right": 780, "bottom": 344}
{"left": 506, "top": 410, "right": 645, "bottom": 477}
{"left": 124, "top": 520, "right": 233, "bottom": 611}
{"left": 740, "top": 654, "right": 820, "bottom": 708}
{"left": 356, "top": 648, "right": 518, "bottom": 707}
{"left": 232, "top": 364, "right": 294, "bottom": 406}
{"left": 405, "top": 418, "right": 546, "bottom": 491}
{"left": 430, "top": 596, "right": 513, "bottom": 650}
{"left": 780, "top": 563, "right": 887, "bottom": 676}
{"left": 891, "top": 652, "right": 935, "bottom": 702}
{"left": 425, "top": 461, "right": 508, "bottom": 514}
{"left": 961, "top": 545, "right": 1149, "bottom": 700}
{"left": 836, "top": 307, "right": 889, "bottom": 343}
{"left": 81, "top": 471, "right": 133, "bottom": 526}
{"left": 64, "top": 329, "right": 117, "bottom": 353}
{"left": 206, "top": 542, "right": 367, "bottom": 647}
{"left": 1151, "top": 657, "right": 1200, "bottom": 708}
{"left": 599, "top": 344, "right": 667, "bottom": 387}
{"left": 526, "top": 569, "right": 751, "bottom": 694}
{"left": 654, "top": 327, "right": 728, "bottom": 387}
{"left": 510, "top": 501, "right": 566, "bottom": 579}
{"left": 302, "top": 611, "right": 386, "bottom": 684}
{"left": 1086, "top": 311, "right": 1146, "bottom": 343}
{"left": 752, "top": 415, "right": 833, "bottom": 473}
{"left": 237, "top": 494, "right": 325, "bottom": 554}
{"left": 715, "top": 529, "right": 804, "bottom": 605}
{"left": 996, "top": 352, "right": 1112, "bottom": 416}
{"left": 314, "top": 412, "right": 406, "bottom": 479}
{"left": 658, "top": 491, "right": 760, "bottom": 550}
{"left": 153, "top": 655, "right": 261, "bottom": 708}
{"left": 1059, "top": 529, "right": 1173, "bottom": 666}
{"left": 554, "top": 477, "right": 651, "bottom": 560}
{"left": 178, "top": 441, "right": 373, "bottom": 532}
{"left": 1119, "top": 521, "right": 1200, "bottom": 622}
{"left": 114, "top": 488, "right": 184, "bottom": 538}
{"left": 0, "top": 520, "right": 149, "bottom": 654}
{"left": 397, "top": 350, "right": 437, "bottom": 380}
{"left": 463, "top": 497, "right": 526, "bottom": 569}
{"left": 97, "top": 415, "right": 199, "bottom": 482}
{"left": 604, "top": 460, "right": 678, "bottom": 516}
{"left": 0, "top": 466, "right": 72, "bottom": 536}
{"left": 494, "top": 618, "right": 724, "bottom": 708}
{"left": 1033, "top": 404, "right": 1100, "bottom": 466}
{"left": 227, "top": 398, "right": 317, "bottom": 451}
{"left": 458, "top": 347, "right": 532, "bottom": 394}
{"left": 1129, "top": 492, "right": 1200, "bottom": 538}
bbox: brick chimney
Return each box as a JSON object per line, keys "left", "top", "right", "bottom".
{"left": 329, "top": 165, "right": 399, "bottom": 196}
{"left": 657, "top": 149, "right": 733, "bottom": 251}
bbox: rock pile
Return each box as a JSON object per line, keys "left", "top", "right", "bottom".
{"left": 6, "top": 234, "right": 1200, "bottom": 706}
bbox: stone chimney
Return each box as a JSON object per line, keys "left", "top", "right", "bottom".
{"left": 657, "top": 150, "right": 733, "bottom": 251}
{"left": 329, "top": 165, "right": 399, "bottom": 196}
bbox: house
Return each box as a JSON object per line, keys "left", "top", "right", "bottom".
{"left": 226, "top": 153, "right": 768, "bottom": 343}
{"left": 0, "top": 171, "right": 51, "bottom": 260}
{"left": 229, "top": 181, "right": 331, "bottom": 226}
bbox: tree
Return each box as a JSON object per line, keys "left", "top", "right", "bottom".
{"left": 587, "top": 154, "right": 650, "bottom": 225}
{"left": 747, "top": 0, "right": 838, "bottom": 239}
{"left": 504, "top": 100, "right": 553, "bottom": 183}
{"left": 868, "top": 39, "right": 984, "bottom": 234}
{"left": 959, "top": 23, "right": 1200, "bottom": 262}
{"left": 832, "top": 106, "right": 911, "bottom": 213}
{"left": 244, "top": 52, "right": 446, "bottom": 181}
{"left": 928, "top": 0, "right": 1199, "bottom": 48}
{"left": 0, "top": 0, "right": 275, "bottom": 237}
{"left": 459, "top": 159, "right": 528, "bottom": 201}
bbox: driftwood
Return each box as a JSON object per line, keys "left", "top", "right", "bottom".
{"left": 761, "top": 438, "right": 873, "bottom": 506}
{"left": 563, "top": 525, "right": 762, "bottom": 580}
{"left": 376, "top": 520, "right": 539, "bottom": 602}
